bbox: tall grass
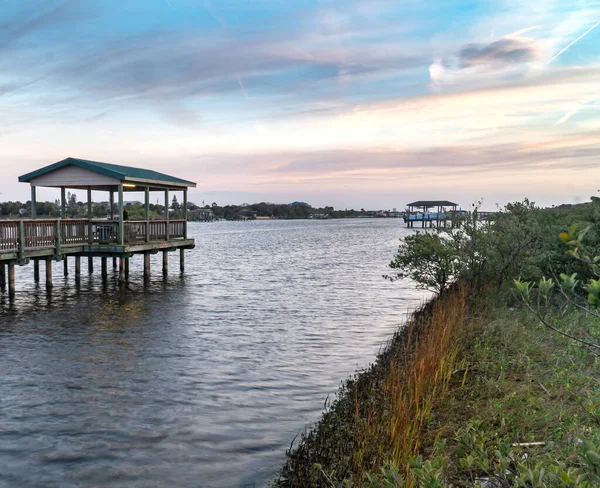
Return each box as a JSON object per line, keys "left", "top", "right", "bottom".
{"left": 352, "top": 288, "right": 469, "bottom": 481}
{"left": 278, "top": 287, "right": 471, "bottom": 486}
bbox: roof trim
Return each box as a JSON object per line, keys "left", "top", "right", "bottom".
{"left": 406, "top": 200, "right": 458, "bottom": 207}
{"left": 18, "top": 157, "right": 196, "bottom": 188}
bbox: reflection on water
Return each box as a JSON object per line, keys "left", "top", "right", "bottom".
{"left": 0, "top": 219, "right": 426, "bottom": 487}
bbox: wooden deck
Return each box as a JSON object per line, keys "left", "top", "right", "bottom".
{"left": 404, "top": 211, "right": 497, "bottom": 228}
{"left": 0, "top": 218, "right": 194, "bottom": 296}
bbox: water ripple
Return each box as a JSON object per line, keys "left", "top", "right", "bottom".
{"left": 0, "top": 219, "right": 426, "bottom": 487}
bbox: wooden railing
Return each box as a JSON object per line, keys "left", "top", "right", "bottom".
{"left": 0, "top": 219, "right": 187, "bottom": 256}
{"left": 0, "top": 222, "right": 19, "bottom": 251}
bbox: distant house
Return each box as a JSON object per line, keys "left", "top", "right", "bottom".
{"left": 192, "top": 208, "right": 215, "bottom": 221}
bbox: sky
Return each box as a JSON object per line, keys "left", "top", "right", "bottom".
{"left": 1, "top": 0, "right": 599, "bottom": 210}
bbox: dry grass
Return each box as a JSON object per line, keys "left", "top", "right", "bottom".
{"left": 352, "top": 288, "right": 469, "bottom": 482}
{"left": 277, "top": 287, "right": 472, "bottom": 487}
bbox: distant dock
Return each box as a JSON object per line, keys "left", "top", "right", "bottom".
{"left": 404, "top": 200, "right": 496, "bottom": 228}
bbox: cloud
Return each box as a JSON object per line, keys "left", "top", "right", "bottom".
{"left": 430, "top": 36, "right": 544, "bottom": 87}
{"left": 458, "top": 38, "right": 539, "bottom": 67}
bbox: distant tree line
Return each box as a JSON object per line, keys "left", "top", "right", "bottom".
{"left": 206, "top": 202, "right": 364, "bottom": 220}
{"left": 0, "top": 198, "right": 369, "bottom": 221}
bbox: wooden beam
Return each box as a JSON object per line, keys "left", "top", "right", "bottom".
{"left": 119, "top": 257, "right": 125, "bottom": 283}
{"left": 118, "top": 184, "right": 124, "bottom": 245}
{"left": 18, "top": 221, "right": 25, "bottom": 263}
{"left": 109, "top": 190, "right": 114, "bottom": 220}
{"left": 183, "top": 189, "right": 188, "bottom": 239}
{"left": 31, "top": 186, "right": 37, "bottom": 219}
{"left": 165, "top": 189, "right": 169, "bottom": 241}
{"left": 87, "top": 187, "right": 93, "bottom": 245}
{"left": 8, "top": 263, "right": 15, "bottom": 298}
{"left": 45, "top": 258, "right": 53, "bottom": 288}
{"left": 144, "top": 252, "right": 150, "bottom": 280}
{"left": 54, "top": 220, "right": 61, "bottom": 260}
{"left": 61, "top": 187, "right": 66, "bottom": 218}
{"left": 145, "top": 186, "right": 150, "bottom": 243}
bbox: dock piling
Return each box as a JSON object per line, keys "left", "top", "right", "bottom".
{"left": 101, "top": 257, "right": 107, "bottom": 281}
{"left": 45, "top": 258, "right": 53, "bottom": 289}
{"left": 144, "top": 252, "right": 150, "bottom": 280}
{"left": 8, "top": 263, "right": 15, "bottom": 298}
{"left": 162, "top": 250, "right": 168, "bottom": 276}
{"left": 113, "top": 257, "right": 117, "bottom": 269}
{"left": 119, "top": 257, "right": 126, "bottom": 283}
{"left": 88, "top": 256, "right": 93, "bottom": 274}
{"left": 180, "top": 248, "right": 185, "bottom": 273}
{"left": 75, "top": 256, "right": 81, "bottom": 278}
{"left": 124, "top": 258, "right": 129, "bottom": 280}
{"left": 0, "top": 263, "right": 5, "bottom": 291}
{"left": 33, "top": 260, "right": 40, "bottom": 282}
{"left": 63, "top": 257, "right": 69, "bottom": 276}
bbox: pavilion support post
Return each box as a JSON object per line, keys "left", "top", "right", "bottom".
{"left": 75, "top": 256, "right": 81, "bottom": 278}
{"left": 88, "top": 257, "right": 93, "bottom": 274}
{"left": 118, "top": 184, "right": 124, "bottom": 245}
{"left": 101, "top": 258, "right": 107, "bottom": 281}
{"left": 119, "top": 257, "right": 126, "bottom": 283}
{"left": 144, "top": 252, "right": 150, "bottom": 280}
{"left": 61, "top": 187, "right": 66, "bottom": 218}
{"left": 180, "top": 248, "right": 185, "bottom": 273}
{"left": 18, "top": 221, "right": 25, "bottom": 263}
{"left": 33, "top": 260, "right": 40, "bottom": 282}
{"left": 45, "top": 258, "right": 53, "bottom": 289}
{"left": 0, "top": 263, "right": 6, "bottom": 291}
{"left": 8, "top": 263, "right": 15, "bottom": 298}
{"left": 162, "top": 250, "right": 168, "bottom": 276}
{"left": 87, "top": 187, "right": 93, "bottom": 244}
{"left": 145, "top": 186, "right": 150, "bottom": 243}
{"left": 63, "top": 257, "right": 68, "bottom": 276}
{"left": 31, "top": 186, "right": 37, "bottom": 219}
{"left": 183, "top": 189, "right": 188, "bottom": 239}
{"left": 109, "top": 190, "right": 114, "bottom": 220}
{"left": 165, "top": 189, "right": 169, "bottom": 241}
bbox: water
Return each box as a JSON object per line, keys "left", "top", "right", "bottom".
{"left": 0, "top": 219, "right": 426, "bottom": 488}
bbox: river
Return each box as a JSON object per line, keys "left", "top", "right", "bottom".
{"left": 0, "top": 219, "right": 426, "bottom": 488}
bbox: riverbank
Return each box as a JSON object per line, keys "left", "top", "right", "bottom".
{"left": 276, "top": 286, "right": 600, "bottom": 486}
{"left": 276, "top": 200, "right": 600, "bottom": 486}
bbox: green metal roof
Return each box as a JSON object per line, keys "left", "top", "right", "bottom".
{"left": 18, "top": 157, "right": 196, "bottom": 188}
{"left": 407, "top": 200, "right": 458, "bottom": 207}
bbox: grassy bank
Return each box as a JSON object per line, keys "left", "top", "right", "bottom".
{"left": 276, "top": 288, "right": 472, "bottom": 486}
{"left": 277, "top": 200, "right": 600, "bottom": 487}
{"left": 277, "top": 288, "right": 600, "bottom": 487}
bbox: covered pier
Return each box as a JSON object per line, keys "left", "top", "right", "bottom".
{"left": 0, "top": 157, "right": 196, "bottom": 298}
{"left": 404, "top": 200, "right": 463, "bottom": 228}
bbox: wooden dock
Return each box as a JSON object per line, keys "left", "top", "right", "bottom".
{"left": 1, "top": 157, "right": 197, "bottom": 299}
{"left": 0, "top": 218, "right": 194, "bottom": 296}
{"left": 404, "top": 200, "right": 496, "bottom": 228}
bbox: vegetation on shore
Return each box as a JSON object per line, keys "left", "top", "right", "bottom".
{"left": 277, "top": 198, "right": 600, "bottom": 487}
{"left": 0, "top": 198, "right": 375, "bottom": 221}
